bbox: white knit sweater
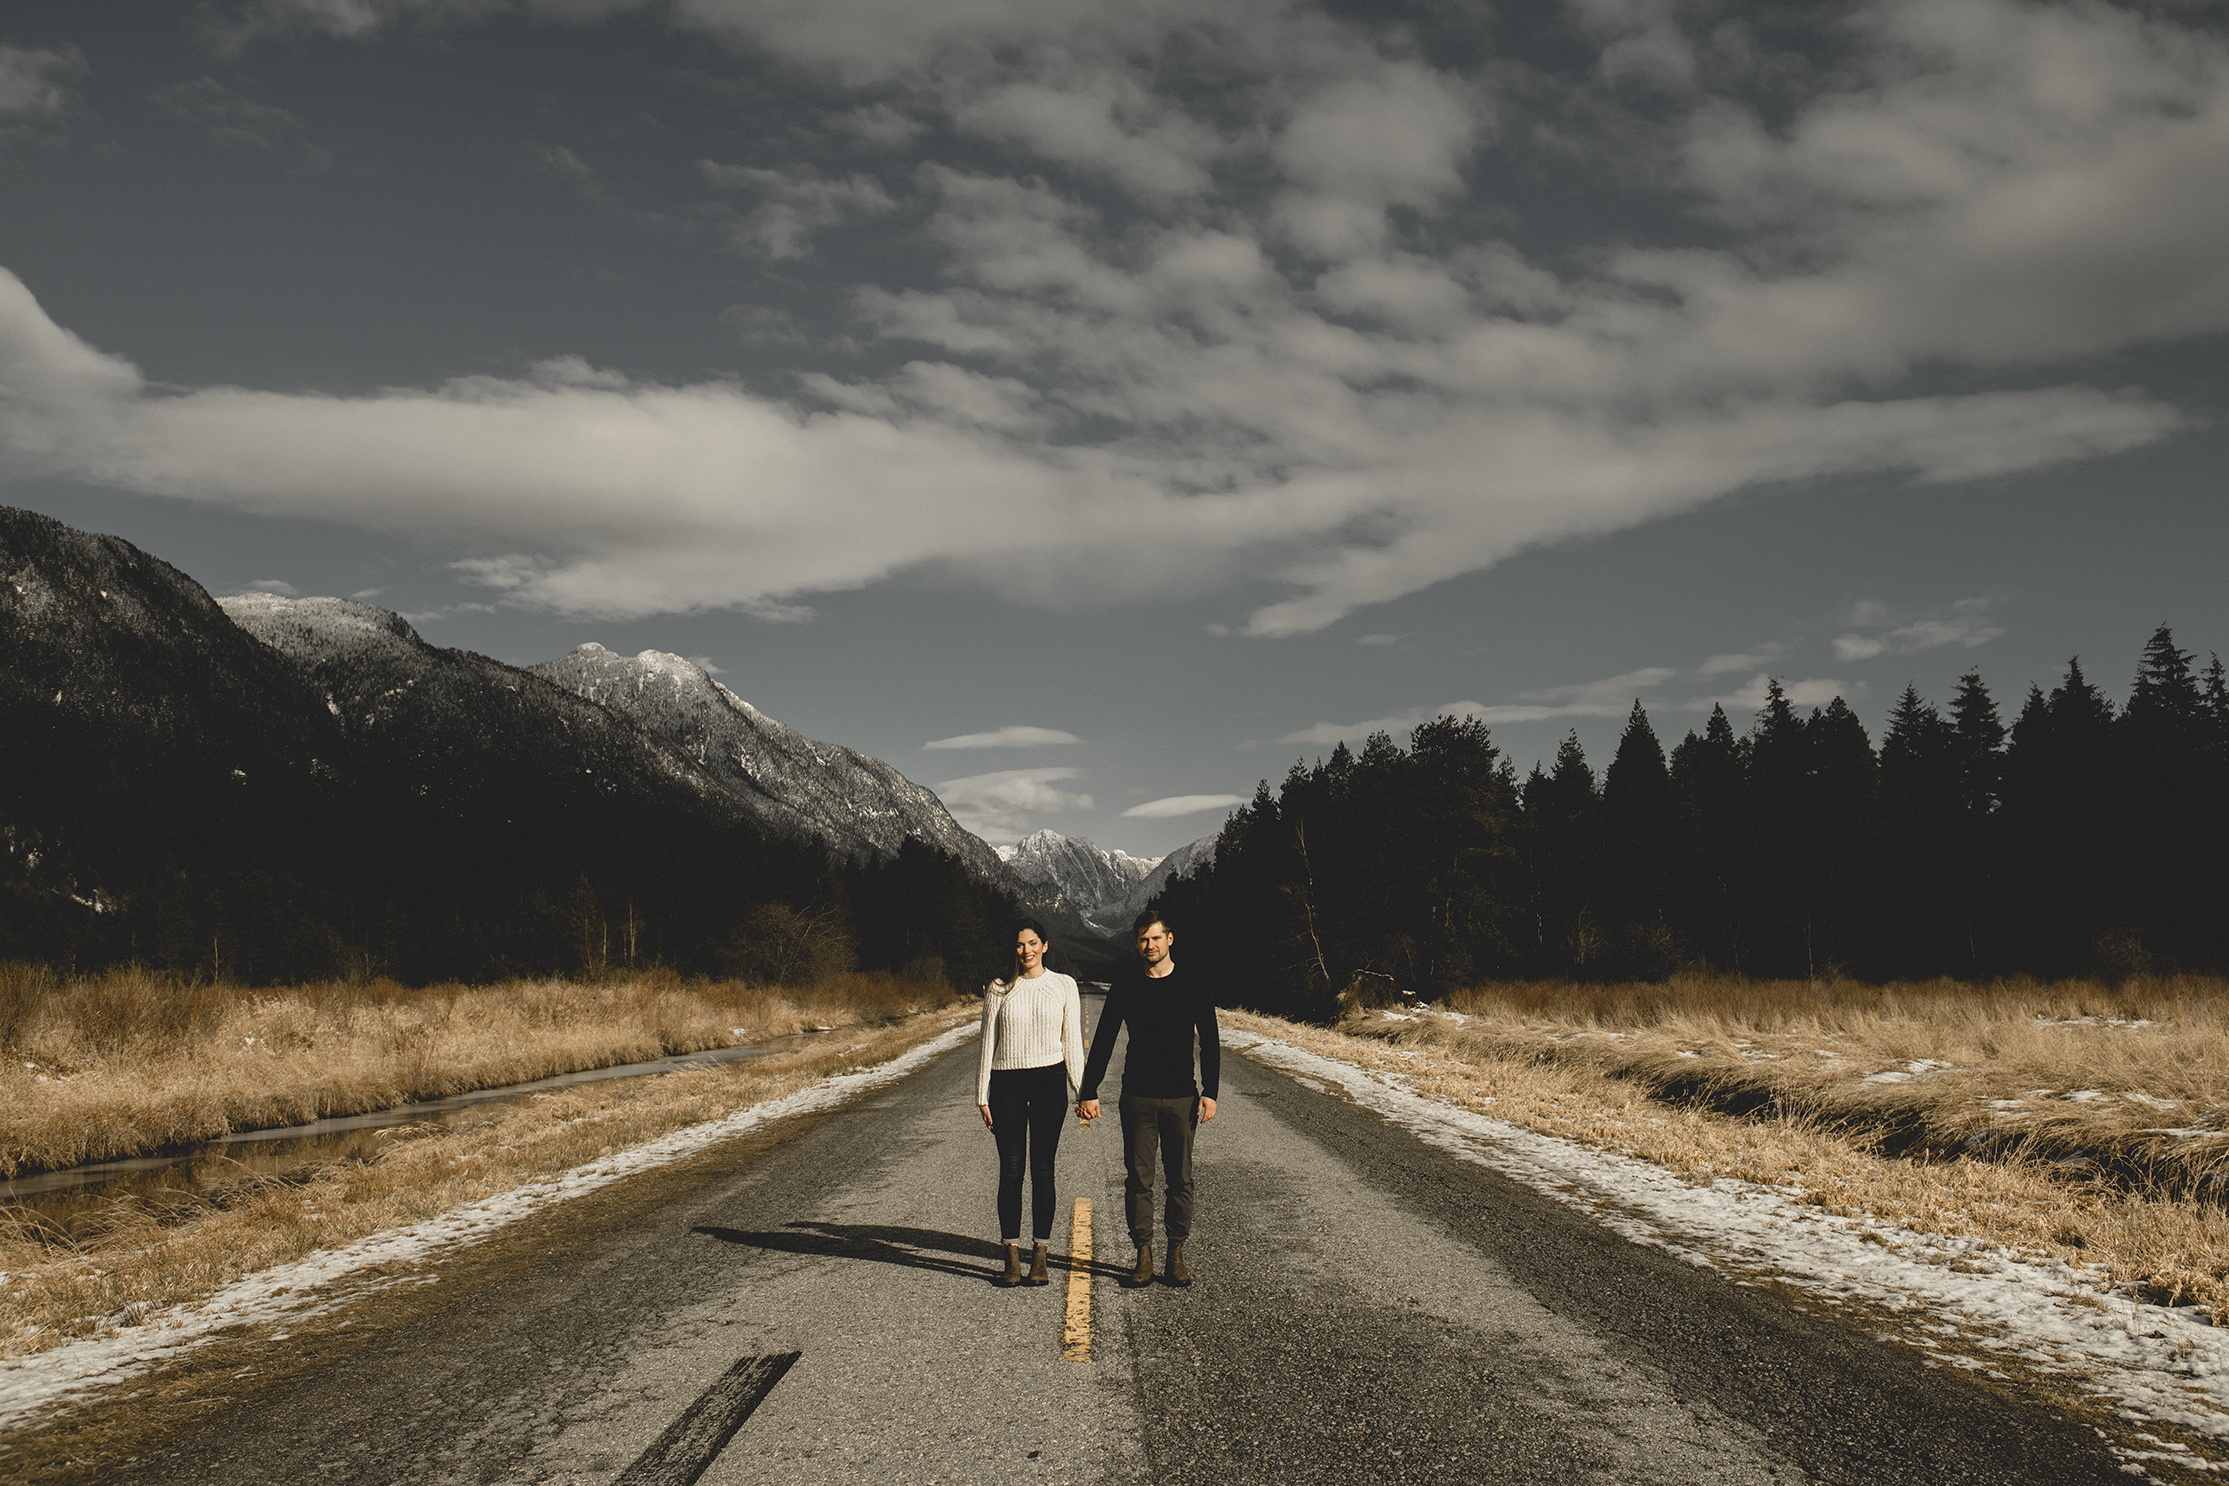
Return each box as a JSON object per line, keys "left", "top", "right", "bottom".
{"left": 976, "top": 970, "right": 1085, "bottom": 1107}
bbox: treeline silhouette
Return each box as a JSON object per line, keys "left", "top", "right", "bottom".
{"left": 1159, "top": 625, "right": 2229, "bottom": 1018}
{"left": 2, "top": 815, "right": 1029, "bottom": 995}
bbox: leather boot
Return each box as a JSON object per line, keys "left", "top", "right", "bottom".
{"left": 1027, "top": 1243, "right": 1051, "bottom": 1286}
{"left": 1125, "top": 1242, "right": 1153, "bottom": 1287}
{"left": 998, "top": 1243, "right": 1023, "bottom": 1287}
{"left": 1165, "top": 1241, "right": 1192, "bottom": 1287}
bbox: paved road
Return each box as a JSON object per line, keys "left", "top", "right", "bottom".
{"left": 94, "top": 1000, "right": 2129, "bottom": 1486}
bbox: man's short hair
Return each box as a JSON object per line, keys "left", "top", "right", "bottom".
{"left": 1132, "top": 907, "right": 1171, "bottom": 937}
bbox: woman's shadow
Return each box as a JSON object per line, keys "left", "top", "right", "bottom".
{"left": 692, "top": 1222, "right": 1133, "bottom": 1285}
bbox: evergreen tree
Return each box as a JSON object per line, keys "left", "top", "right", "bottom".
{"left": 1948, "top": 672, "right": 2007, "bottom": 819}
{"left": 1879, "top": 685, "right": 1959, "bottom": 974}
{"left": 1945, "top": 671, "right": 2007, "bottom": 972}
{"left": 1403, "top": 715, "right": 1520, "bottom": 987}
{"left": 1523, "top": 731, "right": 1603, "bottom": 974}
{"left": 1601, "top": 700, "right": 1676, "bottom": 931}
{"left": 1668, "top": 705, "right": 1750, "bottom": 972}
{"left": 2000, "top": 661, "right": 2118, "bottom": 972}
{"left": 1745, "top": 680, "right": 1814, "bottom": 975}
{"left": 1808, "top": 695, "right": 1882, "bottom": 973}
{"left": 2119, "top": 626, "right": 2211, "bottom": 967}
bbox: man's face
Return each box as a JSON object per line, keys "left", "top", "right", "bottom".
{"left": 1135, "top": 922, "right": 1173, "bottom": 965}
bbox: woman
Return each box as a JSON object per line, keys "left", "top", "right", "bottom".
{"left": 976, "top": 918, "right": 1085, "bottom": 1287}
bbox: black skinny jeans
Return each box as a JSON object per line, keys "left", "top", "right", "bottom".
{"left": 988, "top": 1062, "right": 1068, "bottom": 1243}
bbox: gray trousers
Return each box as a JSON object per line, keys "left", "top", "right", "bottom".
{"left": 1119, "top": 1093, "right": 1199, "bottom": 1244}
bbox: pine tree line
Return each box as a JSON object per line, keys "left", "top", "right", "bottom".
{"left": 1157, "top": 626, "right": 2229, "bottom": 1017}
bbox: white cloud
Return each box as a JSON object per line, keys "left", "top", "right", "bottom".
{"left": 934, "top": 766, "right": 1093, "bottom": 841}
{"left": 0, "top": 45, "right": 82, "bottom": 119}
{"left": 685, "top": 654, "right": 726, "bottom": 675}
{"left": 348, "top": 587, "right": 382, "bottom": 599}
{"left": 956, "top": 79, "right": 1216, "bottom": 196}
{"left": 157, "top": 78, "right": 330, "bottom": 168}
{"left": 829, "top": 103, "right": 923, "bottom": 149}
{"left": 1697, "top": 650, "right": 1780, "bottom": 677}
{"left": 15, "top": 0, "right": 2224, "bottom": 634}
{"left": 1121, "top": 793, "right": 1246, "bottom": 819}
{"left": 923, "top": 726, "right": 1081, "bottom": 750}
{"left": 1832, "top": 598, "right": 2007, "bottom": 661}
{"left": 700, "top": 163, "right": 897, "bottom": 258}
{"left": 241, "top": 578, "right": 298, "bottom": 595}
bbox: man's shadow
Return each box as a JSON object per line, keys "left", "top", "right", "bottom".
{"left": 692, "top": 1222, "right": 1132, "bottom": 1284}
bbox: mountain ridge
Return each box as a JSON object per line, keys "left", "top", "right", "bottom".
{"left": 0, "top": 504, "right": 1094, "bottom": 980}
{"left": 1001, "top": 827, "right": 1218, "bottom": 934}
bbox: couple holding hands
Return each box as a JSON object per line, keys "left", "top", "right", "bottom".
{"left": 974, "top": 908, "right": 1221, "bottom": 1289}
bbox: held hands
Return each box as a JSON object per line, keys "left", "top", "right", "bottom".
{"left": 1071, "top": 1097, "right": 1215, "bottom": 1120}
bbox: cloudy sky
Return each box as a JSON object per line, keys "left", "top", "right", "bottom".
{"left": 3, "top": 0, "right": 2225, "bottom": 855}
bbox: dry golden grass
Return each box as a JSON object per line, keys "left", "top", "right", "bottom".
{"left": 0, "top": 963, "right": 958, "bottom": 1176}
{"left": 1232, "top": 972, "right": 2229, "bottom": 1322}
{"left": 0, "top": 1001, "right": 974, "bottom": 1360}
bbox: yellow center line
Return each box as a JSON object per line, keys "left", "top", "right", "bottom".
{"left": 1061, "top": 1197, "right": 1093, "bottom": 1362}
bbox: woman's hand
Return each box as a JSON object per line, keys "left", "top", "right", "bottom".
{"left": 979, "top": 1104, "right": 994, "bottom": 1129}
{"left": 1077, "top": 1099, "right": 1100, "bottom": 1121}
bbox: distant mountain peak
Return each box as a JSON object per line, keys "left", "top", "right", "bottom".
{"left": 1002, "top": 827, "right": 1212, "bottom": 932}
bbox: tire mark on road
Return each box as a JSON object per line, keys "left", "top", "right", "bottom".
{"left": 611, "top": 1351, "right": 799, "bottom": 1486}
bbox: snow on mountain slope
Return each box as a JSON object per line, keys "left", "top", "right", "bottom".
{"left": 1003, "top": 829, "right": 1158, "bottom": 923}
{"left": 1001, "top": 828, "right": 1217, "bottom": 932}
{"left": 532, "top": 646, "right": 1110, "bottom": 956}
{"left": 532, "top": 645, "right": 1005, "bottom": 878}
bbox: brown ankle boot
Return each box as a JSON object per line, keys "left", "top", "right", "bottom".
{"left": 998, "top": 1243, "right": 1023, "bottom": 1287}
{"left": 1165, "top": 1241, "right": 1192, "bottom": 1287}
{"left": 1027, "top": 1243, "right": 1050, "bottom": 1286}
{"left": 1126, "top": 1242, "right": 1153, "bottom": 1287}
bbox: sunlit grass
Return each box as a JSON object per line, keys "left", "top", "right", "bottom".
{"left": 0, "top": 999, "right": 972, "bottom": 1360}
{"left": 0, "top": 963, "right": 957, "bottom": 1177}
{"left": 1238, "top": 971, "right": 2229, "bottom": 1321}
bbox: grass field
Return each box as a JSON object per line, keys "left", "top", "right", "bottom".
{"left": 1275, "top": 971, "right": 2229, "bottom": 1322}
{"left": 0, "top": 963, "right": 957, "bottom": 1177}
{"left": 0, "top": 979, "right": 971, "bottom": 1360}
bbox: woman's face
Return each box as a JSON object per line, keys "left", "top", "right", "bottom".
{"left": 1014, "top": 930, "right": 1046, "bottom": 972}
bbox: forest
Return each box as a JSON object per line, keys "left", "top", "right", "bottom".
{"left": 1158, "top": 626, "right": 2229, "bottom": 1018}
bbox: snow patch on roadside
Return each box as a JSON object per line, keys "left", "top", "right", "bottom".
{"left": 0, "top": 1022, "right": 977, "bottom": 1434}
{"left": 1227, "top": 1028, "right": 2229, "bottom": 1472}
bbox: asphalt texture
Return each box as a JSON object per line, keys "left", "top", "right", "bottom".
{"left": 85, "top": 998, "right": 2131, "bottom": 1486}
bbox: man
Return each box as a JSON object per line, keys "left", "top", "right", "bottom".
{"left": 1076, "top": 908, "right": 1220, "bottom": 1287}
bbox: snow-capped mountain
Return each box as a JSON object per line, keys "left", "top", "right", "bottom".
{"left": 1001, "top": 829, "right": 1160, "bottom": 926}
{"left": 526, "top": 646, "right": 1105, "bottom": 951}
{"left": 0, "top": 506, "right": 1116, "bottom": 978}
{"left": 1000, "top": 828, "right": 1217, "bottom": 932}
{"left": 533, "top": 644, "right": 1001, "bottom": 876}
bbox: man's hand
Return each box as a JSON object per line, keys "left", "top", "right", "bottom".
{"left": 979, "top": 1104, "right": 994, "bottom": 1129}
{"left": 1078, "top": 1099, "right": 1101, "bottom": 1121}
{"left": 1199, "top": 1096, "right": 1217, "bottom": 1122}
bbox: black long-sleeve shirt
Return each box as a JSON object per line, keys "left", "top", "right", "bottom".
{"left": 1077, "top": 963, "right": 1220, "bottom": 1102}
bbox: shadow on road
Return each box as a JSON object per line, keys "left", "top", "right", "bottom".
{"left": 692, "top": 1222, "right": 1131, "bottom": 1282}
